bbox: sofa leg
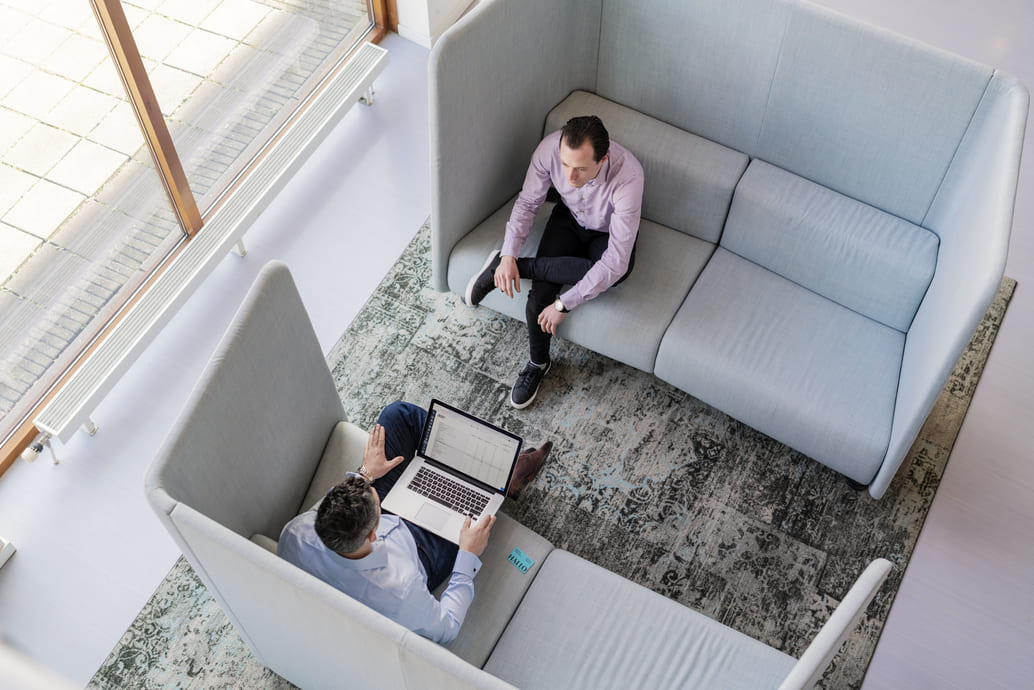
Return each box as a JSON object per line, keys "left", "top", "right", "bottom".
{"left": 844, "top": 476, "right": 868, "bottom": 492}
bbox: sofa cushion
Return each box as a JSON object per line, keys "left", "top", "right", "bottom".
{"left": 300, "top": 420, "right": 370, "bottom": 511}
{"left": 723, "top": 160, "right": 939, "bottom": 332}
{"left": 545, "top": 91, "right": 749, "bottom": 244}
{"left": 484, "top": 550, "right": 796, "bottom": 689}
{"left": 448, "top": 196, "right": 715, "bottom": 372}
{"left": 655, "top": 248, "right": 904, "bottom": 483}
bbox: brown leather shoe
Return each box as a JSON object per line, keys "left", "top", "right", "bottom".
{"left": 507, "top": 441, "right": 552, "bottom": 499}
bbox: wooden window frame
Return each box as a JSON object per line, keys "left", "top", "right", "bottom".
{"left": 0, "top": 0, "right": 395, "bottom": 476}
{"left": 91, "top": 0, "right": 203, "bottom": 235}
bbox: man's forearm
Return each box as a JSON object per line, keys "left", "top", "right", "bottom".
{"left": 432, "top": 550, "right": 481, "bottom": 642}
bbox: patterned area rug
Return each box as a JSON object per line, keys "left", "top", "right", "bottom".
{"left": 90, "top": 221, "right": 1015, "bottom": 689}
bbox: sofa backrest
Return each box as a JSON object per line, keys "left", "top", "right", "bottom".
{"left": 429, "top": 0, "right": 603, "bottom": 290}
{"left": 146, "top": 261, "right": 345, "bottom": 541}
{"left": 723, "top": 160, "right": 939, "bottom": 331}
{"left": 595, "top": 0, "right": 993, "bottom": 225}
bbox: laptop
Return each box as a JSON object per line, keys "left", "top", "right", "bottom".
{"left": 382, "top": 399, "right": 523, "bottom": 544}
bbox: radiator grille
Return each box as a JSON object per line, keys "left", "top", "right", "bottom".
{"left": 36, "top": 42, "right": 388, "bottom": 443}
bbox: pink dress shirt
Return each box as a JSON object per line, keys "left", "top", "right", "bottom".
{"left": 501, "top": 130, "right": 644, "bottom": 309}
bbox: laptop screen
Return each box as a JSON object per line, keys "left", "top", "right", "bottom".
{"left": 419, "top": 400, "right": 523, "bottom": 493}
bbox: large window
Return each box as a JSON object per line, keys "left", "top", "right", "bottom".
{"left": 0, "top": 0, "right": 387, "bottom": 471}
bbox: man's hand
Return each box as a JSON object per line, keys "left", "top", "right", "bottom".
{"left": 458, "top": 514, "right": 495, "bottom": 557}
{"left": 536, "top": 304, "right": 567, "bottom": 335}
{"left": 494, "top": 255, "right": 521, "bottom": 298}
{"left": 363, "top": 424, "right": 405, "bottom": 480}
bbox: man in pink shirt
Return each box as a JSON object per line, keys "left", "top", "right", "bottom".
{"left": 464, "top": 116, "right": 644, "bottom": 408}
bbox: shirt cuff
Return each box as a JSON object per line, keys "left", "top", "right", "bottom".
{"left": 500, "top": 238, "right": 521, "bottom": 259}
{"left": 558, "top": 288, "right": 584, "bottom": 310}
{"left": 454, "top": 549, "right": 483, "bottom": 578}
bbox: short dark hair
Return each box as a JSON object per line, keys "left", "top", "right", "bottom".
{"left": 561, "top": 115, "right": 609, "bottom": 162}
{"left": 315, "top": 476, "right": 379, "bottom": 554}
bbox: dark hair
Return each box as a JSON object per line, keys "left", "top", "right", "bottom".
{"left": 561, "top": 115, "right": 609, "bottom": 162}
{"left": 315, "top": 476, "right": 379, "bottom": 554}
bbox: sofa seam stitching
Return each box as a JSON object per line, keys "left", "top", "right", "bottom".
{"left": 919, "top": 71, "right": 996, "bottom": 228}
{"left": 754, "top": 3, "right": 794, "bottom": 155}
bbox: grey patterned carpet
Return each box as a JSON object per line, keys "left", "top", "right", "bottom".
{"left": 89, "top": 221, "right": 1015, "bottom": 689}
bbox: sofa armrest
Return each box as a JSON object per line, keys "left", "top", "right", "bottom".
{"left": 429, "top": 0, "right": 602, "bottom": 291}
{"left": 872, "top": 73, "right": 1028, "bottom": 498}
{"left": 777, "top": 558, "right": 893, "bottom": 690}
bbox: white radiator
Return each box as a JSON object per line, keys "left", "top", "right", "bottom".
{"left": 35, "top": 42, "right": 389, "bottom": 444}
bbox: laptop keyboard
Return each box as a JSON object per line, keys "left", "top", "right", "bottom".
{"left": 410, "top": 466, "right": 491, "bottom": 517}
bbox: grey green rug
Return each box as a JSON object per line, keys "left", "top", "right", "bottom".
{"left": 90, "top": 221, "right": 1016, "bottom": 689}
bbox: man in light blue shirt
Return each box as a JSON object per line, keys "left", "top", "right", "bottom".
{"left": 278, "top": 401, "right": 552, "bottom": 644}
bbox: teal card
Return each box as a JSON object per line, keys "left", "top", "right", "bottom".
{"left": 507, "top": 547, "right": 534, "bottom": 573}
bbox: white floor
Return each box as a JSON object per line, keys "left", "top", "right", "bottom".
{"left": 0, "top": 3, "right": 1032, "bottom": 687}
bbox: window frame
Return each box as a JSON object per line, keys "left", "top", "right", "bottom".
{"left": 0, "top": 0, "right": 396, "bottom": 475}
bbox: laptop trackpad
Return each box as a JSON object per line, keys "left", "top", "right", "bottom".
{"left": 415, "top": 503, "right": 453, "bottom": 533}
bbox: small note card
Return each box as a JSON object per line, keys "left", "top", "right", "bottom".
{"left": 507, "top": 547, "right": 534, "bottom": 573}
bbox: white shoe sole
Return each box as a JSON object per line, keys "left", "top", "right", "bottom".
{"left": 510, "top": 361, "right": 551, "bottom": 409}
{"left": 464, "top": 249, "right": 501, "bottom": 307}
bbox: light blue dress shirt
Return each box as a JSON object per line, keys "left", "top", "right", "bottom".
{"left": 278, "top": 510, "right": 481, "bottom": 644}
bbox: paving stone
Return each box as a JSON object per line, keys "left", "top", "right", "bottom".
{"left": 2, "top": 179, "right": 85, "bottom": 239}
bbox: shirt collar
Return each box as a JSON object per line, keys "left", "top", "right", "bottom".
{"left": 333, "top": 538, "right": 389, "bottom": 571}
{"left": 328, "top": 515, "right": 401, "bottom": 571}
{"left": 591, "top": 154, "right": 612, "bottom": 186}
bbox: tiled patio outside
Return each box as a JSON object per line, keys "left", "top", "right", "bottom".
{"left": 0, "top": 0, "right": 369, "bottom": 436}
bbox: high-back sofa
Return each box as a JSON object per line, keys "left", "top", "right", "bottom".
{"left": 146, "top": 261, "right": 892, "bottom": 689}
{"left": 430, "top": 0, "right": 1028, "bottom": 497}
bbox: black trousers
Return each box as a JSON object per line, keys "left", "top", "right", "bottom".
{"left": 519, "top": 202, "right": 635, "bottom": 363}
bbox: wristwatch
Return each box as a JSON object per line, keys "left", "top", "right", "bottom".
{"left": 553, "top": 298, "right": 569, "bottom": 313}
{"left": 357, "top": 464, "right": 373, "bottom": 481}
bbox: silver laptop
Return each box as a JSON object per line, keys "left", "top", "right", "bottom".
{"left": 382, "top": 399, "right": 523, "bottom": 544}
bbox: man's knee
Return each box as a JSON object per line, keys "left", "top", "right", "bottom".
{"left": 378, "top": 401, "right": 425, "bottom": 427}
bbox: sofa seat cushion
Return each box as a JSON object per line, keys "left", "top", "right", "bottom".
{"left": 448, "top": 196, "right": 714, "bottom": 372}
{"left": 655, "top": 248, "right": 904, "bottom": 483}
{"left": 545, "top": 90, "right": 749, "bottom": 243}
{"left": 484, "top": 550, "right": 795, "bottom": 689}
{"left": 723, "top": 160, "right": 939, "bottom": 331}
{"left": 441, "top": 512, "right": 553, "bottom": 668}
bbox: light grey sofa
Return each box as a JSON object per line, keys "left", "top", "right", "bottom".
{"left": 146, "top": 261, "right": 892, "bottom": 689}
{"left": 430, "top": 0, "right": 1029, "bottom": 497}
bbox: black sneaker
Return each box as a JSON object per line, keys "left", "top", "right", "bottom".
{"left": 463, "top": 249, "right": 502, "bottom": 307}
{"left": 510, "top": 360, "right": 551, "bottom": 409}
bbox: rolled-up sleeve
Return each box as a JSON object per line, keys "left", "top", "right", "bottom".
{"left": 502, "top": 133, "right": 559, "bottom": 258}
